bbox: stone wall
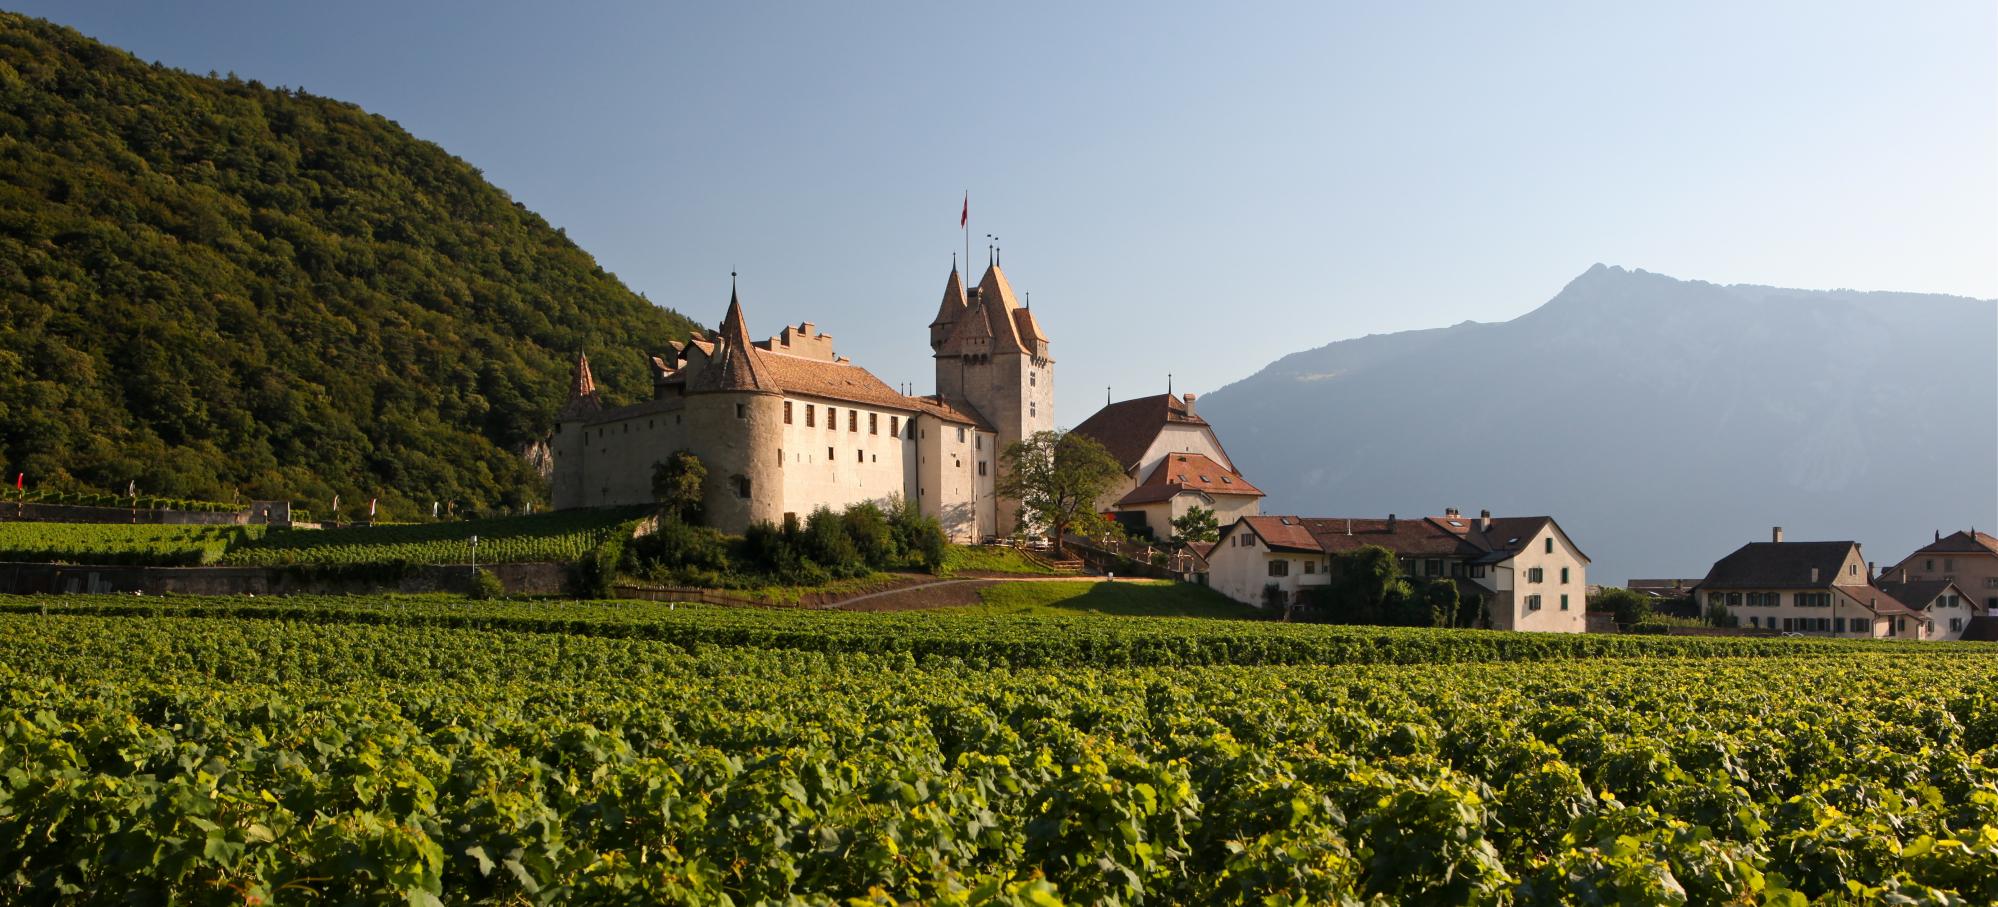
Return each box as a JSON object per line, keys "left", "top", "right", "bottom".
{"left": 0, "top": 502, "right": 254, "bottom": 525}
{"left": 0, "top": 561, "right": 570, "bottom": 597}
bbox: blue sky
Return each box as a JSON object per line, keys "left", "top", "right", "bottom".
{"left": 17, "top": 1, "right": 1996, "bottom": 424}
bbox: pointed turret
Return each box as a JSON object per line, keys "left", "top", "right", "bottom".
{"left": 974, "top": 264, "right": 1028, "bottom": 354}
{"left": 557, "top": 351, "right": 603, "bottom": 420}
{"left": 691, "top": 281, "right": 775, "bottom": 394}
{"left": 929, "top": 263, "right": 968, "bottom": 352}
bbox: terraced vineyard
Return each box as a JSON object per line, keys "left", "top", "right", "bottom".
{"left": 218, "top": 508, "right": 645, "bottom": 566}
{"left": 5, "top": 595, "right": 1998, "bottom": 904}
{"left": 0, "top": 522, "right": 263, "bottom": 565}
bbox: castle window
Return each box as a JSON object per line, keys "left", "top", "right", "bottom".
{"left": 849, "top": 410, "right": 858, "bottom": 432}
{"left": 869, "top": 413, "right": 878, "bottom": 434}
{"left": 827, "top": 407, "right": 836, "bottom": 428}
{"left": 1030, "top": 403, "right": 1036, "bottom": 418}
{"left": 735, "top": 404, "right": 746, "bottom": 420}
{"left": 732, "top": 475, "right": 751, "bottom": 498}
{"left": 807, "top": 405, "right": 816, "bottom": 427}
{"left": 890, "top": 416, "right": 899, "bottom": 436}
{"left": 976, "top": 436, "right": 982, "bottom": 451}
{"left": 827, "top": 447, "right": 834, "bottom": 460}
{"left": 978, "top": 461, "right": 987, "bottom": 477}
{"left": 871, "top": 454, "right": 877, "bottom": 463}
{"left": 956, "top": 427, "right": 966, "bottom": 442}
{"left": 856, "top": 449, "right": 864, "bottom": 463}
{"left": 778, "top": 449, "right": 783, "bottom": 466}
{"left": 784, "top": 401, "right": 793, "bottom": 424}
{"left": 1030, "top": 372, "right": 1036, "bottom": 386}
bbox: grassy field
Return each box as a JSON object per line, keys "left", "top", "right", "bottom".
{"left": 955, "top": 578, "right": 1255, "bottom": 618}
{"left": 937, "top": 544, "right": 1060, "bottom": 576}
{"left": 6, "top": 593, "right": 1998, "bottom": 903}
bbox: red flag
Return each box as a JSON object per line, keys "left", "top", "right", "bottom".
{"left": 960, "top": 192, "right": 968, "bottom": 228}
{"left": 13, "top": 473, "right": 20, "bottom": 490}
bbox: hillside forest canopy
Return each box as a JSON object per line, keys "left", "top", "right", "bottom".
{"left": 0, "top": 12, "right": 697, "bottom": 520}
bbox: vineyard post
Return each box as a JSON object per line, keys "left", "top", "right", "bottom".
{"left": 469, "top": 534, "right": 479, "bottom": 570}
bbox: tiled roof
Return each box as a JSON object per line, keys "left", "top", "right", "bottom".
{"left": 1873, "top": 580, "right": 1968, "bottom": 612}
{"left": 1115, "top": 453, "right": 1264, "bottom": 506}
{"left": 1224, "top": 513, "right": 1582, "bottom": 564}
{"left": 905, "top": 395, "right": 994, "bottom": 431}
{"left": 1071, "top": 393, "right": 1210, "bottom": 471}
{"left": 930, "top": 266, "right": 968, "bottom": 329}
{"left": 1697, "top": 541, "right": 1864, "bottom": 590}
{"left": 1835, "top": 585, "right": 1925, "bottom": 621}
{"left": 1236, "top": 516, "right": 1325, "bottom": 553}
{"left": 689, "top": 289, "right": 775, "bottom": 394}
{"left": 1960, "top": 616, "right": 1998, "bottom": 641}
{"left": 750, "top": 348, "right": 905, "bottom": 408}
{"left": 556, "top": 352, "right": 603, "bottom": 420}
{"left": 1913, "top": 530, "right": 1998, "bottom": 556}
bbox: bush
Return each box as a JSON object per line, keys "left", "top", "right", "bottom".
{"left": 1592, "top": 588, "right": 1654, "bottom": 628}
{"left": 468, "top": 568, "right": 504, "bottom": 600}
{"left": 841, "top": 501, "right": 897, "bottom": 569}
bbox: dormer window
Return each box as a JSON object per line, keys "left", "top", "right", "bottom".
{"left": 1220, "top": 476, "right": 1232, "bottom": 484}
{"left": 1198, "top": 475, "right": 1211, "bottom": 483}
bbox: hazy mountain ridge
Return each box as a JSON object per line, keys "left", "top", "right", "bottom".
{"left": 1200, "top": 265, "right": 1997, "bottom": 582}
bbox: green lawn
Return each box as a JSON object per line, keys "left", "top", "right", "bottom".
{"left": 938, "top": 544, "right": 1059, "bottom": 576}
{"left": 956, "top": 579, "right": 1259, "bottom": 619}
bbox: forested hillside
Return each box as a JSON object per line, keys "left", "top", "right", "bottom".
{"left": 0, "top": 12, "right": 696, "bottom": 518}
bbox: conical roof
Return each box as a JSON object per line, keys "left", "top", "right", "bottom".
{"left": 691, "top": 286, "right": 776, "bottom": 394}
{"left": 974, "top": 264, "right": 1027, "bottom": 352}
{"left": 930, "top": 265, "right": 967, "bottom": 328}
{"left": 556, "top": 351, "right": 603, "bottom": 420}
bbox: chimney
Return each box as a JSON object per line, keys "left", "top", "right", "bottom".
{"left": 1183, "top": 393, "right": 1197, "bottom": 418}
{"left": 1387, "top": 513, "right": 1397, "bottom": 532}
{"left": 1479, "top": 509, "right": 1492, "bottom": 532}
{"left": 1936, "top": 529, "right": 1942, "bottom": 542}
{"left": 1772, "top": 526, "right": 1784, "bottom": 543}
{"left": 1445, "top": 507, "right": 1459, "bottom": 517}
{"left": 1345, "top": 518, "right": 1353, "bottom": 536}
{"left": 1868, "top": 561, "right": 1876, "bottom": 579}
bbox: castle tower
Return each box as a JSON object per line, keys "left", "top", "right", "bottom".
{"left": 686, "top": 283, "right": 785, "bottom": 531}
{"left": 549, "top": 352, "right": 601, "bottom": 509}
{"left": 932, "top": 261, "right": 1053, "bottom": 536}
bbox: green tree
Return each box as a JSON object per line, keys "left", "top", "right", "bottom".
{"left": 1422, "top": 578, "right": 1461, "bottom": 628}
{"left": 1592, "top": 587, "right": 1654, "bottom": 628}
{"left": 994, "top": 430, "right": 1122, "bottom": 558}
{"left": 1327, "top": 545, "right": 1411, "bottom": 624}
{"left": 1170, "top": 506, "right": 1220, "bottom": 547}
{"left": 651, "top": 450, "right": 706, "bottom": 524}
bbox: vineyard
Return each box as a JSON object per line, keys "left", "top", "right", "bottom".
{"left": 5, "top": 596, "right": 1998, "bottom": 903}
{"left": 0, "top": 522, "right": 264, "bottom": 565}
{"left": 217, "top": 508, "right": 646, "bottom": 567}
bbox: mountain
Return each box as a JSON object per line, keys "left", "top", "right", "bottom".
{"left": 0, "top": 12, "right": 695, "bottom": 518}
{"left": 1198, "top": 265, "right": 1997, "bottom": 583}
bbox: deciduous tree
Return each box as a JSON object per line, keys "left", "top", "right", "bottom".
{"left": 994, "top": 431, "right": 1122, "bottom": 557}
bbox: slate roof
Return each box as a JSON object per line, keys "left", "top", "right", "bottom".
{"left": 1912, "top": 530, "right": 1998, "bottom": 556}
{"left": 1115, "top": 453, "right": 1264, "bottom": 506}
{"left": 1071, "top": 393, "right": 1211, "bottom": 471}
{"left": 1697, "top": 541, "right": 1864, "bottom": 590}
{"left": 1960, "top": 616, "right": 1998, "bottom": 641}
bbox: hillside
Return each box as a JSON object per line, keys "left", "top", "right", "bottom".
{"left": 0, "top": 12, "right": 696, "bottom": 519}
{"left": 1199, "top": 265, "right": 1997, "bottom": 582}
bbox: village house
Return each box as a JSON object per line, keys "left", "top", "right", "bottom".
{"left": 1874, "top": 575, "right": 1984, "bottom": 641}
{"left": 1694, "top": 528, "right": 1927, "bottom": 638}
{"left": 550, "top": 260, "right": 1051, "bottom": 540}
{"left": 1070, "top": 393, "right": 1263, "bottom": 540}
{"left": 1204, "top": 509, "right": 1590, "bottom": 632}
{"left": 1881, "top": 530, "right": 1998, "bottom": 615}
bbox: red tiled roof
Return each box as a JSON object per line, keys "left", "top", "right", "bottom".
{"left": 1071, "top": 393, "right": 1210, "bottom": 471}
{"left": 930, "top": 266, "right": 968, "bottom": 329}
{"left": 1223, "top": 513, "right": 1582, "bottom": 564}
{"left": 1115, "top": 453, "right": 1263, "bottom": 506}
{"left": 904, "top": 395, "right": 993, "bottom": 431}
{"left": 1873, "top": 580, "right": 1969, "bottom": 612}
{"left": 1835, "top": 585, "right": 1926, "bottom": 621}
{"left": 690, "top": 290, "right": 775, "bottom": 394}
{"left": 1236, "top": 516, "right": 1324, "bottom": 552}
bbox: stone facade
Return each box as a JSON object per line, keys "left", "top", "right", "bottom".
{"left": 551, "top": 263, "right": 1042, "bottom": 541}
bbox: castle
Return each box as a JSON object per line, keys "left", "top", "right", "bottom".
{"left": 550, "top": 261, "right": 1052, "bottom": 540}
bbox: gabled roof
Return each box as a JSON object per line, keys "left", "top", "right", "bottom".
{"left": 1835, "top": 585, "right": 1925, "bottom": 622}
{"left": 1071, "top": 393, "right": 1211, "bottom": 471}
{"left": 1912, "top": 530, "right": 1998, "bottom": 557}
{"left": 905, "top": 395, "right": 994, "bottom": 431}
{"left": 1874, "top": 579, "right": 1973, "bottom": 612}
{"left": 689, "top": 287, "right": 776, "bottom": 395}
{"left": 1115, "top": 453, "right": 1264, "bottom": 507}
{"left": 1232, "top": 515, "right": 1324, "bottom": 553}
{"left": 1697, "top": 541, "right": 1863, "bottom": 590}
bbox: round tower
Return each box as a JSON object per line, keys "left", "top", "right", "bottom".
{"left": 686, "top": 280, "right": 785, "bottom": 532}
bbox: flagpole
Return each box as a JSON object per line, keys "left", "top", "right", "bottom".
{"left": 962, "top": 190, "right": 970, "bottom": 277}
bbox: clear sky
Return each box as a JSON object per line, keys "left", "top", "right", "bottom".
{"left": 16, "top": 1, "right": 1997, "bottom": 425}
